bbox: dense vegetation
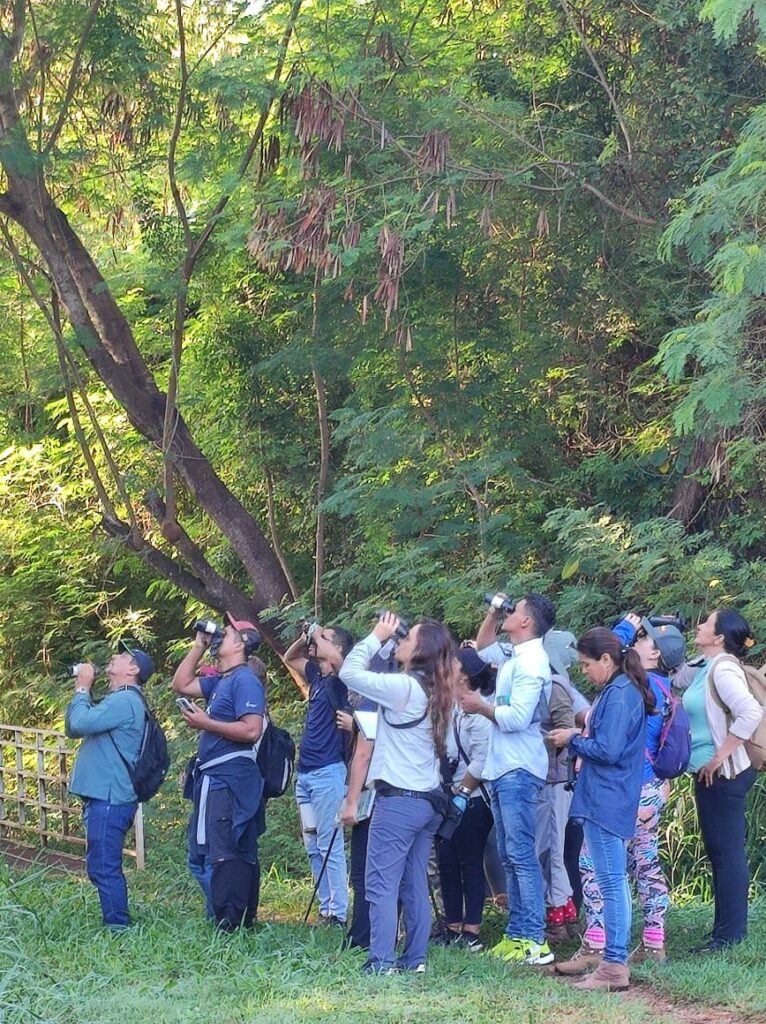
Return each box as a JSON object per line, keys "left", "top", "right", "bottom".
{"left": 2, "top": 0, "right": 766, "bottom": 834}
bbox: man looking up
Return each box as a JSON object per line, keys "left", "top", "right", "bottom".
{"left": 285, "top": 623, "right": 354, "bottom": 927}
{"left": 65, "top": 640, "right": 155, "bottom": 931}
{"left": 173, "top": 612, "right": 265, "bottom": 931}
{"left": 461, "top": 593, "right": 555, "bottom": 965}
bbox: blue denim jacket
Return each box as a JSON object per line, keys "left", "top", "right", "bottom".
{"left": 65, "top": 688, "right": 145, "bottom": 804}
{"left": 568, "top": 673, "right": 647, "bottom": 838}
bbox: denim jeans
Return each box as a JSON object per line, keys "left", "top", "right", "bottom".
{"left": 83, "top": 798, "right": 137, "bottom": 928}
{"left": 295, "top": 761, "right": 348, "bottom": 921}
{"left": 491, "top": 769, "right": 545, "bottom": 942}
{"left": 365, "top": 794, "right": 441, "bottom": 970}
{"left": 695, "top": 766, "right": 756, "bottom": 944}
{"left": 582, "top": 819, "right": 631, "bottom": 964}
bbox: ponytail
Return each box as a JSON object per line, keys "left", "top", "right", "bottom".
{"left": 577, "top": 627, "right": 656, "bottom": 714}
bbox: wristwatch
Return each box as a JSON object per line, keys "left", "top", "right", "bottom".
{"left": 456, "top": 784, "right": 472, "bottom": 798}
{"left": 75, "top": 688, "right": 91, "bottom": 695}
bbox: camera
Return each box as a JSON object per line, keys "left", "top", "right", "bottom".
{"left": 376, "top": 610, "right": 410, "bottom": 639}
{"left": 647, "top": 611, "right": 688, "bottom": 633}
{"left": 484, "top": 593, "right": 517, "bottom": 616}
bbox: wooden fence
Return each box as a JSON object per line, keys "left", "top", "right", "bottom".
{"left": 0, "top": 723, "right": 145, "bottom": 869}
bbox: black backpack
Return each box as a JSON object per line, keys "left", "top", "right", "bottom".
{"left": 256, "top": 717, "right": 295, "bottom": 799}
{"left": 110, "top": 689, "right": 171, "bottom": 802}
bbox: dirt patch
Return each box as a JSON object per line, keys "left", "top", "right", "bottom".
{"left": 0, "top": 837, "right": 84, "bottom": 874}
{"left": 625, "top": 981, "right": 757, "bottom": 1024}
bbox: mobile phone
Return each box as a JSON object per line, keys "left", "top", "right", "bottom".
{"left": 176, "top": 696, "right": 196, "bottom": 713}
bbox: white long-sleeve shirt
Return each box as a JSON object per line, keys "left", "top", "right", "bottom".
{"left": 479, "top": 636, "right": 551, "bottom": 782}
{"left": 340, "top": 633, "right": 440, "bottom": 791}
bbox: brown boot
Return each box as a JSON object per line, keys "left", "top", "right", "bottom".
{"left": 553, "top": 942, "right": 603, "bottom": 976}
{"left": 629, "top": 943, "right": 667, "bottom": 964}
{"left": 573, "top": 960, "right": 630, "bottom": 991}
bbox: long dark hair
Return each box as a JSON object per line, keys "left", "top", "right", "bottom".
{"left": 577, "top": 627, "right": 656, "bottom": 714}
{"left": 408, "top": 619, "right": 459, "bottom": 757}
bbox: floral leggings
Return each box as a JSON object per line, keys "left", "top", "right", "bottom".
{"left": 581, "top": 778, "right": 670, "bottom": 949}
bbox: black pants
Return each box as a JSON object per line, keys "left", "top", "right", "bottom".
{"left": 438, "top": 797, "right": 493, "bottom": 927}
{"left": 564, "top": 819, "right": 584, "bottom": 911}
{"left": 347, "top": 817, "right": 371, "bottom": 949}
{"left": 695, "top": 766, "right": 757, "bottom": 944}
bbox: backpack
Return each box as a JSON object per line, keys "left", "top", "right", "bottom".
{"left": 256, "top": 717, "right": 295, "bottom": 799}
{"left": 110, "top": 689, "right": 171, "bottom": 802}
{"left": 709, "top": 656, "right": 766, "bottom": 771}
{"left": 649, "top": 679, "right": 691, "bottom": 780}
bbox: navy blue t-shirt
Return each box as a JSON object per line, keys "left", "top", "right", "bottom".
{"left": 298, "top": 661, "right": 348, "bottom": 773}
{"left": 198, "top": 664, "right": 266, "bottom": 764}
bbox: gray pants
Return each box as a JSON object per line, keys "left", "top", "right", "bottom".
{"left": 365, "top": 794, "right": 441, "bottom": 969}
{"left": 535, "top": 782, "right": 573, "bottom": 907}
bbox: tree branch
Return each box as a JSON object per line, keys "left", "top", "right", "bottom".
{"left": 42, "top": 0, "right": 103, "bottom": 155}
{"left": 558, "top": 0, "right": 633, "bottom": 163}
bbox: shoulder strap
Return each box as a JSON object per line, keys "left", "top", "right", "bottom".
{"left": 452, "top": 712, "right": 491, "bottom": 804}
{"left": 381, "top": 706, "right": 428, "bottom": 730}
{"left": 107, "top": 687, "right": 149, "bottom": 771}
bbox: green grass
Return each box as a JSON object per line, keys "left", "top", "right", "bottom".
{"left": 1, "top": 845, "right": 765, "bottom": 1024}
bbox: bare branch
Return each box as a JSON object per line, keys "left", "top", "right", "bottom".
{"left": 168, "top": 0, "right": 192, "bottom": 248}
{"left": 558, "top": 0, "right": 633, "bottom": 162}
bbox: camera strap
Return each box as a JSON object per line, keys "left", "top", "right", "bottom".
{"left": 452, "top": 713, "right": 491, "bottom": 805}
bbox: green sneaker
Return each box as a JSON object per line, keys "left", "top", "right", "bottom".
{"left": 520, "top": 940, "right": 555, "bottom": 965}
{"left": 488, "top": 936, "right": 523, "bottom": 961}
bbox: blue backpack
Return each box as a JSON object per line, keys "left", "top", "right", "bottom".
{"left": 650, "top": 679, "right": 692, "bottom": 780}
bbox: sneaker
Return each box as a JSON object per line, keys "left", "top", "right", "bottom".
{"left": 391, "top": 962, "right": 427, "bottom": 974}
{"left": 456, "top": 933, "right": 484, "bottom": 952}
{"left": 318, "top": 914, "right": 346, "bottom": 928}
{"left": 520, "top": 940, "right": 555, "bottom": 965}
{"left": 488, "top": 936, "right": 522, "bottom": 960}
{"left": 361, "top": 960, "right": 395, "bottom": 975}
{"left": 431, "top": 927, "right": 462, "bottom": 947}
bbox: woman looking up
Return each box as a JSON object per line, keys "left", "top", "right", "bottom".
{"left": 549, "top": 627, "right": 654, "bottom": 992}
{"left": 681, "top": 608, "right": 762, "bottom": 951}
{"left": 340, "top": 612, "right": 457, "bottom": 975}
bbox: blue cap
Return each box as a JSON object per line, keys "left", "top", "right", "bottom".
{"left": 117, "top": 640, "right": 155, "bottom": 683}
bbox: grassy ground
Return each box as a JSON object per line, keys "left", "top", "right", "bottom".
{"left": 1, "top": 848, "right": 764, "bottom": 1024}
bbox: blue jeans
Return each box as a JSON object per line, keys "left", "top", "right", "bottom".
{"left": 491, "top": 769, "right": 545, "bottom": 942}
{"left": 695, "top": 766, "right": 757, "bottom": 944}
{"left": 83, "top": 798, "right": 137, "bottom": 928}
{"left": 365, "top": 794, "right": 441, "bottom": 970}
{"left": 296, "top": 761, "right": 348, "bottom": 921}
{"left": 582, "top": 818, "right": 631, "bottom": 964}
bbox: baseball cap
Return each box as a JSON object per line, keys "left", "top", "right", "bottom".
{"left": 456, "top": 646, "right": 496, "bottom": 692}
{"left": 641, "top": 618, "right": 686, "bottom": 671}
{"left": 543, "top": 629, "right": 578, "bottom": 676}
{"left": 117, "top": 640, "right": 155, "bottom": 683}
{"left": 224, "top": 611, "right": 261, "bottom": 653}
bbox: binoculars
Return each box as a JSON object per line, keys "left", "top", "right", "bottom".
{"left": 484, "top": 593, "right": 517, "bottom": 616}
{"left": 376, "top": 610, "right": 410, "bottom": 639}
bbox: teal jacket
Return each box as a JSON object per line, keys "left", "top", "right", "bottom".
{"left": 65, "top": 687, "right": 146, "bottom": 804}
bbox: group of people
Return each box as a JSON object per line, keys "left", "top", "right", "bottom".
{"left": 64, "top": 595, "right": 764, "bottom": 993}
